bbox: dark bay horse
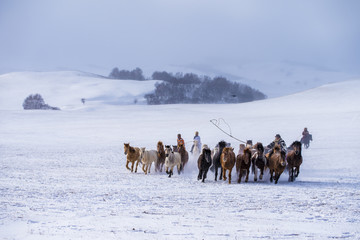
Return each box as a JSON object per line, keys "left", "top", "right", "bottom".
{"left": 236, "top": 147, "right": 252, "bottom": 183}
{"left": 211, "top": 141, "right": 227, "bottom": 181}
{"left": 286, "top": 141, "right": 303, "bottom": 182}
{"left": 251, "top": 142, "right": 266, "bottom": 181}
{"left": 197, "top": 147, "right": 212, "bottom": 182}
{"left": 156, "top": 141, "right": 166, "bottom": 172}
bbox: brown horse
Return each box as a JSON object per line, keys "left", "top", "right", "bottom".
{"left": 251, "top": 142, "right": 266, "bottom": 181}
{"left": 221, "top": 147, "right": 236, "bottom": 184}
{"left": 286, "top": 141, "right": 303, "bottom": 182}
{"left": 236, "top": 147, "right": 252, "bottom": 183}
{"left": 124, "top": 143, "right": 141, "bottom": 173}
{"left": 156, "top": 141, "right": 166, "bottom": 172}
{"left": 266, "top": 144, "right": 286, "bottom": 184}
{"left": 178, "top": 143, "right": 189, "bottom": 173}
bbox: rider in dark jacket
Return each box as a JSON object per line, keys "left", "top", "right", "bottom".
{"left": 266, "top": 134, "right": 287, "bottom": 160}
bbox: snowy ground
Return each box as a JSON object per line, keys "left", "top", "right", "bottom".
{"left": 0, "top": 75, "right": 360, "bottom": 239}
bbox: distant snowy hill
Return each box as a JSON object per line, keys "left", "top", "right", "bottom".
{"left": 0, "top": 71, "right": 160, "bottom": 110}
{"left": 180, "top": 61, "right": 359, "bottom": 98}
{"left": 0, "top": 69, "right": 358, "bottom": 111}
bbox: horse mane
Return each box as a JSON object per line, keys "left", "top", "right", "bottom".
{"left": 273, "top": 144, "right": 281, "bottom": 152}
{"left": 218, "top": 141, "right": 227, "bottom": 149}
{"left": 291, "top": 140, "right": 302, "bottom": 148}
{"left": 243, "top": 147, "right": 252, "bottom": 156}
{"left": 129, "top": 146, "right": 136, "bottom": 153}
{"left": 255, "top": 142, "right": 264, "bottom": 152}
{"left": 157, "top": 141, "right": 163, "bottom": 147}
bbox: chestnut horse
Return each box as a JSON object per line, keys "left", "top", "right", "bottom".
{"left": 197, "top": 147, "right": 212, "bottom": 182}
{"left": 124, "top": 143, "right": 141, "bottom": 173}
{"left": 266, "top": 144, "right": 286, "bottom": 184}
{"left": 236, "top": 147, "right": 252, "bottom": 183}
{"left": 156, "top": 141, "right": 166, "bottom": 172}
{"left": 178, "top": 143, "right": 189, "bottom": 173}
{"left": 221, "top": 147, "right": 236, "bottom": 184}
{"left": 286, "top": 141, "right": 303, "bottom": 182}
{"left": 251, "top": 142, "right": 266, "bottom": 181}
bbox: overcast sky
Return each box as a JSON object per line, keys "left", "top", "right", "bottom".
{"left": 0, "top": 0, "right": 359, "bottom": 76}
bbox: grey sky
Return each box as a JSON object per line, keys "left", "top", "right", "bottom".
{"left": 0, "top": 0, "right": 359, "bottom": 76}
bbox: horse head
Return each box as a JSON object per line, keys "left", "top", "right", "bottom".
{"left": 291, "top": 141, "right": 302, "bottom": 155}
{"left": 255, "top": 142, "right": 264, "bottom": 154}
{"left": 165, "top": 145, "right": 172, "bottom": 157}
{"left": 124, "top": 143, "right": 130, "bottom": 155}
{"left": 218, "top": 141, "right": 227, "bottom": 153}
{"left": 243, "top": 147, "right": 252, "bottom": 164}
{"left": 203, "top": 148, "right": 212, "bottom": 163}
{"left": 246, "top": 140, "right": 253, "bottom": 148}
{"left": 239, "top": 144, "right": 245, "bottom": 152}
{"left": 157, "top": 141, "right": 164, "bottom": 151}
{"left": 222, "top": 147, "right": 234, "bottom": 162}
{"left": 140, "top": 147, "right": 146, "bottom": 159}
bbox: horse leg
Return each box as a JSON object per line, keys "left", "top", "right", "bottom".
{"left": 169, "top": 167, "right": 173, "bottom": 177}
{"left": 203, "top": 169, "right": 208, "bottom": 183}
{"left": 228, "top": 169, "right": 232, "bottom": 184}
{"left": 148, "top": 162, "right": 152, "bottom": 174}
{"left": 160, "top": 163, "right": 163, "bottom": 172}
{"left": 223, "top": 169, "right": 227, "bottom": 181}
{"left": 275, "top": 172, "right": 281, "bottom": 184}
{"left": 198, "top": 169, "right": 202, "bottom": 181}
{"left": 134, "top": 159, "right": 140, "bottom": 173}
{"left": 130, "top": 160, "right": 135, "bottom": 172}
{"left": 254, "top": 166, "right": 258, "bottom": 182}
{"left": 295, "top": 166, "right": 300, "bottom": 177}
{"left": 142, "top": 163, "right": 146, "bottom": 173}
{"left": 260, "top": 166, "right": 264, "bottom": 180}
{"left": 245, "top": 168, "right": 249, "bottom": 183}
{"left": 270, "top": 170, "right": 273, "bottom": 182}
{"left": 126, "top": 159, "right": 131, "bottom": 171}
{"left": 220, "top": 167, "right": 223, "bottom": 180}
{"left": 215, "top": 167, "right": 218, "bottom": 181}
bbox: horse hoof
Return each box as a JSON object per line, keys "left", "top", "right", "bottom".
{"left": 254, "top": 179, "right": 257, "bottom": 182}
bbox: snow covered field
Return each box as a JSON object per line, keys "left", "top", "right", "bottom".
{"left": 0, "top": 72, "right": 360, "bottom": 239}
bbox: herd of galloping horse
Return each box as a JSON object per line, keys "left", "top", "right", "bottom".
{"left": 123, "top": 139, "right": 303, "bottom": 184}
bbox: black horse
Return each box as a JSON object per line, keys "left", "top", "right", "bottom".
{"left": 251, "top": 142, "right": 266, "bottom": 181}
{"left": 197, "top": 148, "right": 212, "bottom": 182}
{"left": 211, "top": 141, "right": 228, "bottom": 181}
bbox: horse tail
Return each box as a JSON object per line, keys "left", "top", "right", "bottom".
{"left": 209, "top": 164, "right": 215, "bottom": 172}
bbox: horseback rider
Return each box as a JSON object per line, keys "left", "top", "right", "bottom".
{"left": 266, "top": 134, "right": 287, "bottom": 160}
{"left": 177, "top": 134, "right": 185, "bottom": 149}
{"left": 301, "top": 127, "right": 312, "bottom": 148}
{"left": 190, "top": 131, "right": 201, "bottom": 153}
{"left": 301, "top": 128, "right": 312, "bottom": 141}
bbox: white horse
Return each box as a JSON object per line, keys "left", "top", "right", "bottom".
{"left": 140, "top": 147, "right": 158, "bottom": 175}
{"left": 164, "top": 146, "right": 182, "bottom": 177}
{"left": 192, "top": 140, "right": 201, "bottom": 156}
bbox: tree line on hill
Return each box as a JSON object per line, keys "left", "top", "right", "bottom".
{"left": 108, "top": 67, "right": 267, "bottom": 104}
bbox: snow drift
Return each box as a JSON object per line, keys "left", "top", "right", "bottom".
{"left": 0, "top": 72, "right": 359, "bottom": 239}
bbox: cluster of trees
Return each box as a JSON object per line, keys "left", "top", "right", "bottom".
{"left": 108, "top": 67, "right": 266, "bottom": 104}
{"left": 109, "top": 67, "right": 145, "bottom": 80}
{"left": 145, "top": 75, "right": 266, "bottom": 104}
{"left": 23, "top": 94, "right": 60, "bottom": 110}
